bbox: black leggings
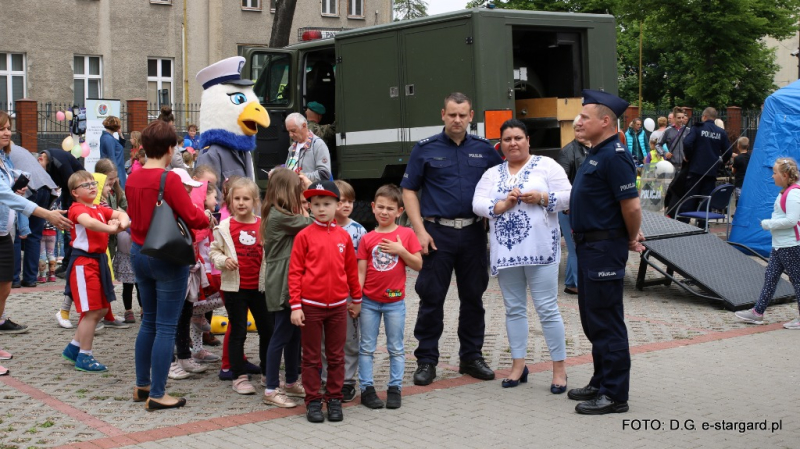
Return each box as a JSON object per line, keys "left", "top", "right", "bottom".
{"left": 122, "top": 283, "right": 142, "bottom": 311}
{"left": 175, "top": 299, "right": 193, "bottom": 360}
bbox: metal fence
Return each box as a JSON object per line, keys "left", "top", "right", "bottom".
{"left": 147, "top": 102, "right": 201, "bottom": 134}
{"left": 36, "top": 102, "right": 130, "bottom": 152}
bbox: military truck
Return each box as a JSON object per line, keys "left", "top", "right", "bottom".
{"left": 243, "top": 8, "right": 618, "bottom": 224}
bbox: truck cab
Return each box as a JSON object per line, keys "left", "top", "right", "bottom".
{"left": 242, "top": 8, "right": 617, "bottom": 223}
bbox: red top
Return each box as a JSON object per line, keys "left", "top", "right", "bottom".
{"left": 288, "top": 220, "right": 362, "bottom": 310}
{"left": 124, "top": 168, "right": 209, "bottom": 245}
{"left": 68, "top": 203, "right": 114, "bottom": 253}
{"left": 357, "top": 226, "right": 421, "bottom": 303}
{"left": 230, "top": 218, "right": 263, "bottom": 289}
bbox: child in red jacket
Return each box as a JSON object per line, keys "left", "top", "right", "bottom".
{"left": 289, "top": 181, "right": 362, "bottom": 424}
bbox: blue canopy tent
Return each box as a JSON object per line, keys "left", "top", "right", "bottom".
{"left": 730, "top": 80, "right": 800, "bottom": 256}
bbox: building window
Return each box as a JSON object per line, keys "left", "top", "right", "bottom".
{"left": 321, "top": 0, "right": 338, "bottom": 16}
{"left": 147, "top": 58, "right": 173, "bottom": 107}
{"left": 348, "top": 0, "right": 364, "bottom": 18}
{"left": 73, "top": 55, "right": 102, "bottom": 107}
{"left": 150, "top": 0, "right": 172, "bottom": 4}
{"left": 242, "top": 0, "right": 261, "bottom": 11}
{"left": 270, "top": 0, "right": 276, "bottom": 12}
{"left": 0, "top": 53, "right": 25, "bottom": 112}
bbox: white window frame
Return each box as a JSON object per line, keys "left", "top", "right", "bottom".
{"left": 147, "top": 58, "right": 174, "bottom": 106}
{"left": 150, "top": 0, "right": 173, "bottom": 4}
{"left": 270, "top": 0, "right": 276, "bottom": 13}
{"left": 0, "top": 52, "right": 26, "bottom": 113}
{"left": 348, "top": 0, "right": 364, "bottom": 18}
{"left": 321, "top": 0, "right": 339, "bottom": 17}
{"left": 242, "top": 0, "right": 262, "bottom": 11}
{"left": 73, "top": 55, "right": 102, "bottom": 106}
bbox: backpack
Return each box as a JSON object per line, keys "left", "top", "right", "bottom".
{"left": 779, "top": 184, "right": 800, "bottom": 240}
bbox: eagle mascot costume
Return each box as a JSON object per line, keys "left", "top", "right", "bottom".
{"left": 196, "top": 56, "right": 270, "bottom": 191}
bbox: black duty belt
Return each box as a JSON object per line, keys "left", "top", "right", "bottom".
{"left": 572, "top": 228, "right": 627, "bottom": 244}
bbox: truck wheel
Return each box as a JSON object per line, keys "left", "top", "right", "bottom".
{"left": 351, "top": 200, "right": 377, "bottom": 229}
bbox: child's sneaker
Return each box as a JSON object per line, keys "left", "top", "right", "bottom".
{"left": 48, "top": 271, "right": 57, "bottom": 283}
{"left": 191, "top": 349, "right": 221, "bottom": 363}
{"left": 178, "top": 357, "right": 208, "bottom": 373}
{"left": 262, "top": 388, "right": 297, "bottom": 408}
{"left": 123, "top": 311, "right": 136, "bottom": 324}
{"left": 244, "top": 360, "right": 261, "bottom": 375}
{"left": 232, "top": 375, "right": 256, "bottom": 395}
{"left": 168, "top": 362, "right": 191, "bottom": 379}
{"left": 306, "top": 399, "right": 324, "bottom": 423}
{"left": 62, "top": 343, "right": 80, "bottom": 364}
{"left": 341, "top": 384, "right": 356, "bottom": 402}
{"left": 283, "top": 381, "right": 306, "bottom": 398}
{"left": 327, "top": 398, "right": 343, "bottom": 422}
{"left": 734, "top": 308, "right": 764, "bottom": 324}
{"left": 783, "top": 317, "right": 800, "bottom": 329}
{"left": 102, "top": 317, "right": 131, "bottom": 329}
{"left": 0, "top": 348, "right": 11, "bottom": 360}
{"left": 75, "top": 353, "right": 107, "bottom": 372}
{"left": 37, "top": 275, "right": 46, "bottom": 283}
{"left": 190, "top": 316, "right": 211, "bottom": 332}
{"left": 360, "top": 386, "right": 384, "bottom": 409}
{"left": 218, "top": 369, "right": 233, "bottom": 381}
{"left": 386, "top": 386, "right": 402, "bottom": 409}
{"left": 55, "top": 310, "right": 73, "bottom": 329}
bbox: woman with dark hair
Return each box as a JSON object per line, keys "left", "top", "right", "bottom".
{"left": 473, "top": 119, "right": 571, "bottom": 392}
{"left": 99, "top": 116, "right": 127, "bottom": 189}
{"left": 126, "top": 120, "right": 211, "bottom": 410}
{"left": 0, "top": 111, "right": 72, "bottom": 375}
{"left": 158, "top": 106, "right": 175, "bottom": 124}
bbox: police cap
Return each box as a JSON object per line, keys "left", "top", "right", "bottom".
{"left": 582, "top": 89, "right": 629, "bottom": 118}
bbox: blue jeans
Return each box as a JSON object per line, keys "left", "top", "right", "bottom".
{"left": 131, "top": 242, "right": 189, "bottom": 399}
{"left": 558, "top": 211, "right": 577, "bottom": 289}
{"left": 359, "top": 297, "right": 406, "bottom": 389}
{"left": 497, "top": 264, "right": 566, "bottom": 361}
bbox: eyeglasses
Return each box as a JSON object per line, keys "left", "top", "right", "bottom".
{"left": 76, "top": 181, "right": 98, "bottom": 190}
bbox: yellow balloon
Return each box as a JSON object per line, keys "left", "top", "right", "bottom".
{"left": 61, "top": 135, "right": 74, "bottom": 151}
{"left": 65, "top": 110, "right": 73, "bottom": 121}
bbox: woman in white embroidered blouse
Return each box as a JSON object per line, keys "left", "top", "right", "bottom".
{"left": 473, "top": 119, "right": 571, "bottom": 391}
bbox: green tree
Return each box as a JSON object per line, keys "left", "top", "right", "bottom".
{"left": 394, "top": 0, "right": 429, "bottom": 21}
{"left": 475, "top": 0, "right": 800, "bottom": 108}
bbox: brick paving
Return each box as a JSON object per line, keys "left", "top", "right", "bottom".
{"left": 0, "top": 242, "right": 797, "bottom": 448}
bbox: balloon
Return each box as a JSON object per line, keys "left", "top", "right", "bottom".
{"left": 61, "top": 135, "right": 74, "bottom": 151}
{"left": 71, "top": 143, "right": 82, "bottom": 158}
{"left": 81, "top": 142, "right": 91, "bottom": 158}
{"left": 185, "top": 147, "right": 195, "bottom": 154}
{"left": 643, "top": 118, "right": 655, "bottom": 132}
{"left": 56, "top": 111, "right": 65, "bottom": 121}
{"left": 65, "top": 110, "right": 73, "bottom": 121}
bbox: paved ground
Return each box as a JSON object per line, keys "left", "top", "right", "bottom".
{"left": 0, "top": 235, "right": 798, "bottom": 448}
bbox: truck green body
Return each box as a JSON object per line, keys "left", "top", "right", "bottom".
{"left": 243, "top": 8, "right": 617, "bottom": 222}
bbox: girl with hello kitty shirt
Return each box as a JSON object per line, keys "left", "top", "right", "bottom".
{"left": 209, "top": 177, "right": 272, "bottom": 396}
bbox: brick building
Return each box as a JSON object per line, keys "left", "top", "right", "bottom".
{"left": 0, "top": 0, "right": 391, "bottom": 112}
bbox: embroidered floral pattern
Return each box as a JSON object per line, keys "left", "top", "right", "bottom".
{"left": 494, "top": 210, "right": 531, "bottom": 250}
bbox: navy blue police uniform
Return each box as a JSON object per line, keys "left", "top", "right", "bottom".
{"left": 401, "top": 130, "right": 503, "bottom": 366}
{"left": 679, "top": 119, "right": 730, "bottom": 225}
{"left": 569, "top": 125, "right": 637, "bottom": 404}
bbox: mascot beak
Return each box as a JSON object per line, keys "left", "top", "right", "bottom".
{"left": 237, "top": 102, "right": 270, "bottom": 136}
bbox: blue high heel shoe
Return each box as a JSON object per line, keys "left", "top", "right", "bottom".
{"left": 551, "top": 376, "right": 568, "bottom": 394}
{"left": 501, "top": 366, "right": 529, "bottom": 388}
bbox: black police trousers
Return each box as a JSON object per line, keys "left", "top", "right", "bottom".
{"left": 413, "top": 220, "right": 489, "bottom": 365}
{"left": 575, "top": 235, "right": 631, "bottom": 402}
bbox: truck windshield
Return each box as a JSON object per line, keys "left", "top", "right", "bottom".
{"left": 252, "top": 52, "right": 291, "bottom": 106}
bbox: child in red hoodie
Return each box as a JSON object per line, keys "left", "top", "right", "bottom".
{"left": 289, "top": 181, "right": 362, "bottom": 423}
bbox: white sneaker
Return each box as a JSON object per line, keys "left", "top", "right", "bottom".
{"left": 191, "top": 349, "right": 221, "bottom": 363}
{"left": 735, "top": 308, "right": 764, "bottom": 324}
{"left": 178, "top": 357, "right": 208, "bottom": 373}
{"left": 783, "top": 317, "right": 800, "bottom": 329}
{"left": 94, "top": 322, "right": 105, "bottom": 335}
{"left": 56, "top": 310, "right": 73, "bottom": 329}
{"left": 168, "top": 361, "right": 191, "bottom": 379}
{"left": 102, "top": 317, "right": 131, "bottom": 329}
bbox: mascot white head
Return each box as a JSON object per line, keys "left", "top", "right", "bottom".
{"left": 196, "top": 56, "right": 270, "bottom": 152}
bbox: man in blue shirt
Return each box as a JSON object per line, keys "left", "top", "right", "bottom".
{"left": 568, "top": 90, "right": 644, "bottom": 415}
{"left": 401, "top": 92, "right": 503, "bottom": 386}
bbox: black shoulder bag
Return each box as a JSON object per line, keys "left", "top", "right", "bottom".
{"left": 140, "top": 171, "right": 196, "bottom": 266}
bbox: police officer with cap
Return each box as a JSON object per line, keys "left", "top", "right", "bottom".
{"left": 401, "top": 92, "right": 503, "bottom": 386}
{"left": 679, "top": 107, "right": 730, "bottom": 227}
{"left": 567, "top": 89, "right": 644, "bottom": 415}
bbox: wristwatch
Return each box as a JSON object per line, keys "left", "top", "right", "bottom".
{"left": 539, "top": 193, "right": 547, "bottom": 207}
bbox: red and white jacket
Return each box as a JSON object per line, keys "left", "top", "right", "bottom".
{"left": 288, "top": 220, "right": 362, "bottom": 310}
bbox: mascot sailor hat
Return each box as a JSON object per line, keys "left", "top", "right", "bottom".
{"left": 195, "top": 56, "right": 270, "bottom": 189}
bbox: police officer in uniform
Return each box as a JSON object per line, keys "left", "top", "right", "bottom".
{"left": 567, "top": 90, "right": 644, "bottom": 415}
{"left": 679, "top": 107, "right": 730, "bottom": 228}
{"left": 401, "top": 92, "right": 503, "bottom": 386}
